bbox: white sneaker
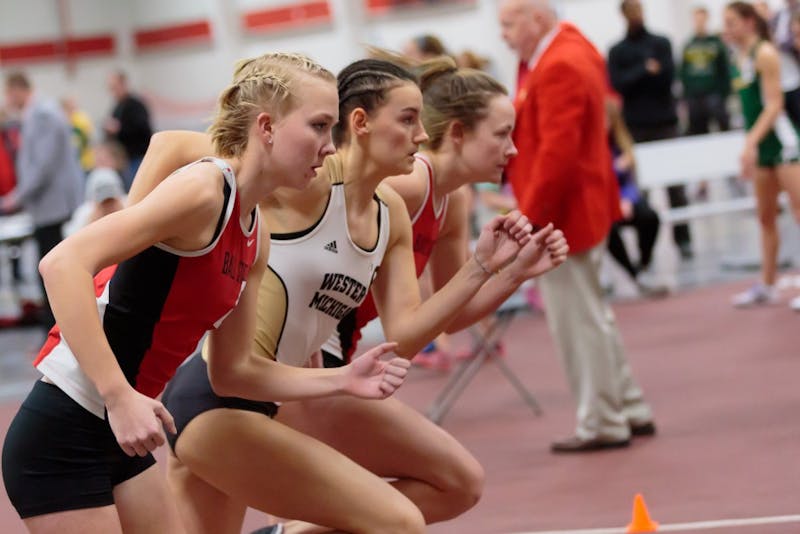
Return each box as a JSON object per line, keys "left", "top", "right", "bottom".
{"left": 790, "top": 295, "right": 800, "bottom": 312}
{"left": 731, "top": 284, "right": 779, "bottom": 308}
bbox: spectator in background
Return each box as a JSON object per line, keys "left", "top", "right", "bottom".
{"left": 681, "top": 6, "right": 732, "bottom": 136}
{"left": 104, "top": 70, "right": 152, "bottom": 191}
{"left": 499, "top": 0, "right": 654, "bottom": 453}
{"left": 2, "top": 72, "right": 83, "bottom": 329}
{"left": 64, "top": 140, "right": 127, "bottom": 235}
{"left": 0, "top": 108, "right": 25, "bottom": 288}
{"left": 0, "top": 108, "right": 16, "bottom": 198}
{"left": 402, "top": 34, "right": 450, "bottom": 61}
{"left": 609, "top": 0, "right": 694, "bottom": 260}
{"left": 605, "top": 95, "right": 666, "bottom": 298}
{"left": 61, "top": 96, "right": 95, "bottom": 174}
{"left": 455, "top": 50, "right": 490, "bottom": 70}
{"left": 681, "top": 5, "right": 733, "bottom": 201}
{"left": 455, "top": 49, "right": 504, "bottom": 82}
{"left": 793, "top": 10, "right": 800, "bottom": 51}
{"left": 769, "top": 0, "right": 800, "bottom": 125}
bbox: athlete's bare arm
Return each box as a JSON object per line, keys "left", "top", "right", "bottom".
{"left": 370, "top": 185, "right": 531, "bottom": 358}
{"left": 429, "top": 190, "right": 567, "bottom": 333}
{"left": 40, "top": 163, "right": 226, "bottom": 456}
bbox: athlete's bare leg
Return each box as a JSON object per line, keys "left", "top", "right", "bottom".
{"left": 114, "top": 464, "right": 186, "bottom": 534}
{"left": 775, "top": 163, "right": 800, "bottom": 224}
{"left": 277, "top": 395, "right": 484, "bottom": 524}
{"left": 754, "top": 168, "right": 781, "bottom": 285}
{"left": 169, "top": 408, "right": 425, "bottom": 534}
{"left": 24, "top": 507, "right": 122, "bottom": 534}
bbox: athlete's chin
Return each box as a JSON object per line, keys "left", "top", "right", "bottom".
{"left": 397, "top": 159, "right": 415, "bottom": 175}
{"left": 484, "top": 169, "right": 503, "bottom": 184}
{"left": 289, "top": 169, "right": 317, "bottom": 189}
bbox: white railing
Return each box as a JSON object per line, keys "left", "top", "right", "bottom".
{"left": 633, "top": 130, "right": 769, "bottom": 223}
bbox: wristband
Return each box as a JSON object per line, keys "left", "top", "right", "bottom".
{"left": 474, "top": 254, "right": 494, "bottom": 276}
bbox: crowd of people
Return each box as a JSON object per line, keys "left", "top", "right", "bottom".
{"left": 0, "top": 0, "right": 798, "bottom": 533}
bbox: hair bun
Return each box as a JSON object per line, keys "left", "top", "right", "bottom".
{"left": 417, "top": 56, "right": 458, "bottom": 92}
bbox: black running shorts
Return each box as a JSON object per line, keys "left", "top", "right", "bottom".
{"left": 2, "top": 380, "right": 156, "bottom": 518}
{"left": 161, "top": 354, "right": 279, "bottom": 453}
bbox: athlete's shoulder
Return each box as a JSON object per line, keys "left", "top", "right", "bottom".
{"left": 755, "top": 40, "right": 779, "bottom": 63}
{"left": 381, "top": 158, "right": 429, "bottom": 213}
{"left": 376, "top": 183, "right": 412, "bottom": 247}
{"left": 375, "top": 181, "right": 405, "bottom": 211}
{"left": 154, "top": 159, "right": 227, "bottom": 221}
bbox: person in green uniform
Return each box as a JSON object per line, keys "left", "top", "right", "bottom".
{"left": 681, "top": 5, "right": 731, "bottom": 135}
{"left": 725, "top": 1, "right": 800, "bottom": 310}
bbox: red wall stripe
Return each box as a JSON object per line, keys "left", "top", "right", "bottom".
{"left": 0, "top": 41, "right": 58, "bottom": 63}
{"left": 66, "top": 35, "right": 115, "bottom": 57}
{"left": 243, "top": 1, "right": 332, "bottom": 33}
{"left": 0, "top": 34, "right": 115, "bottom": 64}
{"left": 134, "top": 20, "right": 212, "bottom": 51}
{"left": 365, "top": 0, "right": 473, "bottom": 14}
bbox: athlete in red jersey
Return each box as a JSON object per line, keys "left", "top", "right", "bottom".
{"left": 1, "top": 54, "right": 410, "bottom": 534}
{"left": 34, "top": 158, "right": 261, "bottom": 416}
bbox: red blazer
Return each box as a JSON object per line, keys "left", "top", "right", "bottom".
{"left": 508, "top": 23, "right": 621, "bottom": 255}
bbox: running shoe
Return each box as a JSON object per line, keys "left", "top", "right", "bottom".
{"left": 731, "top": 284, "right": 779, "bottom": 308}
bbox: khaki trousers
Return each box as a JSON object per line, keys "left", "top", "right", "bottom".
{"left": 538, "top": 241, "right": 652, "bottom": 440}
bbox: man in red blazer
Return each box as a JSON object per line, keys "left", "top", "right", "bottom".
{"left": 499, "top": 0, "right": 655, "bottom": 452}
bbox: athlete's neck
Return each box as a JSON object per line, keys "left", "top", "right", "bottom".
{"left": 337, "top": 145, "right": 386, "bottom": 213}
{"left": 227, "top": 150, "right": 278, "bottom": 217}
{"left": 426, "top": 150, "right": 476, "bottom": 199}
{"left": 742, "top": 34, "right": 761, "bottom": 55}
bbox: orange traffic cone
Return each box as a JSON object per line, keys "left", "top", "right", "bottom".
{"left": 626, "top": 493, "right": 659, "bottom": 533}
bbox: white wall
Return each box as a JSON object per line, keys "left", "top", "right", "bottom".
{"left": 0, "top": 0, "right": 788, "bottom": 132}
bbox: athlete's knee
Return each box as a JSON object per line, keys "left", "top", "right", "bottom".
{"left": 424, "top": 452, "right": 484, "bottom": 520}
{"left": 757, "top": 210, "right": 778, "bottom": 230}
{"left": 349, "top": 493, "right": 425, "bottom": 534}
{"left": 378, "top": 501, "right": 426, "bottom": 534}
{"left": 447, "top": 455, "right": 485, "bottom": 514}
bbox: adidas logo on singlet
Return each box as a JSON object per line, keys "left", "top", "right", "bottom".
{"left": 324, "top": 240, "right": 338, "bottom": 253}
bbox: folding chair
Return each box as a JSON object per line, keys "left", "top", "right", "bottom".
{"left": 425, "top": 287, "right": 543, "bottom": 424}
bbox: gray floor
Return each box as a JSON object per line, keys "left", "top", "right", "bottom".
{"left": 1, "top": 189, "right": 798, "bottom": 403}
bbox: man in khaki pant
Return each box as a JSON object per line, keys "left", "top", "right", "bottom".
{"left": 499, "top": 0, "right": 655, "bottom": 452}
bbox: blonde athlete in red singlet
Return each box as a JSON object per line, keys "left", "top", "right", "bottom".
{"left": 1, "top": 54, "right": 409, "bottom": 534}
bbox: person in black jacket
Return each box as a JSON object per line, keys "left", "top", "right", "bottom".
{"left": 104, "top": 70, "right": 152, "bottom": 192}
{"left": 608, "top": 0, "right": 694, "bottom": 260}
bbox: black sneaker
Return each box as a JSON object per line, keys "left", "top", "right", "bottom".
{"left": 630, "top": 421, "right": 656, "bottom": 437}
